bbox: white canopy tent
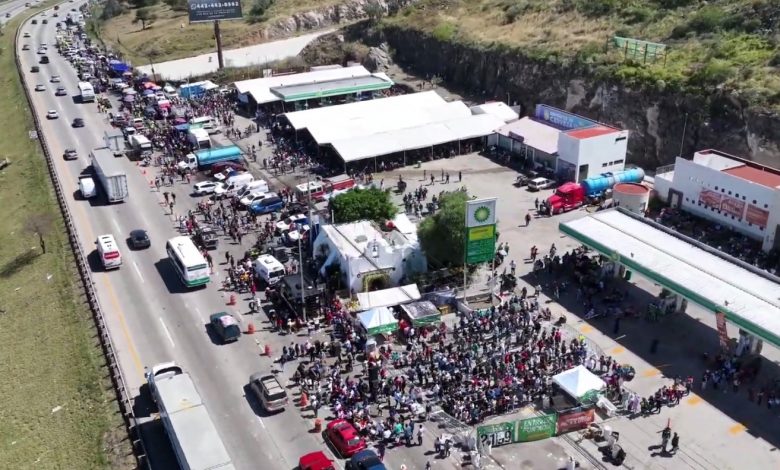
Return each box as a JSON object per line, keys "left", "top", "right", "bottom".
{"left": 355, "top": 284, "right": 421, "bottom": 311}
{"left": 357, "top": 307, "right": 399, "bottom": 335}
{"left": 235, "top": 65, "right": 371, "bottom": 104}
{"left": 552, "top": 365, "right": 606, "bottom": 401}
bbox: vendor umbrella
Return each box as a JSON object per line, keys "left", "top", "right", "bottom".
{"left": 123, "top": 95, "right": 135, "bottom": 103}
{"left": 142, "top": 89, "right": 155, "bottom": 95}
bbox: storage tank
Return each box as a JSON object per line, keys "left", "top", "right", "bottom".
{"left": 613, "top": 183, "right": 650, "bottom": 214}
{"left": 581, "top": 168, "right": 645, "bottom": 196}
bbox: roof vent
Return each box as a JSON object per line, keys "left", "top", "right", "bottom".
{"left": 354, "top": 235, "right": 368, "bottom": 243}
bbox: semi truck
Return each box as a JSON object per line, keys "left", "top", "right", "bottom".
{"left": 146, "top": 363, "right": 235, "bottom": 470}
{"left": 128, "top": 134, "right": 153, "bottom": 157}
{"left": 177, "top": 145, "right": 242, "bottom": 172}
{"left": 90, "top": 147, "right": 128, "bottom": 203}
{"left": 545, "top": 168, "right": 645, "bottom": 215}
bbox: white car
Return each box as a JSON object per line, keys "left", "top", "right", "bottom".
{"left": 46, "top": 110, "right": 59, "bottom": 119}
{"left": 213, "top": 170, "right": 236, "bottom": 182}
{"left": 240, "top": 191, "right": 267, "bottom": 207}
{"left": 50, "top": 75, "right": 61, "bottom": 83}
{"left": 193, "top": 181, "right": 218, "bottom": 196}
{"left": 527, "top": 177, "right": 555, "bottom": 191}
{"left": 35, "top": 84, "right": 45, "bottom": 91}
{"left": 23, "top": 32, "right": 30, "bottom": 38}
{"left": 275, "top": 214, "right": 307, "bottom": 234}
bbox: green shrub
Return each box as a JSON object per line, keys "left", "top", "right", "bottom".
{"left": 621, "top": 6, "right": 652, "bottom": 24}
{"left": 432, "top": 22, "right": 456, "bottom": 41}
{"left": 691, "top": 59, "right": 735, "bottom": 86}
{"left": 248, "top": 0, "right": 274, "bottom": 21}
{"left": 687, "top": 7, "right": 728, "bottom": 34}
{"left": 576, "top": 0, "right": 619, "bottom": 17}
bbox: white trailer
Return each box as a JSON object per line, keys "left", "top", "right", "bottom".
{"left": 146, "top": 363, "right": 234, "bottom": 470}
{"left": 90, "top": 147, "right": 128, "bottom": 203}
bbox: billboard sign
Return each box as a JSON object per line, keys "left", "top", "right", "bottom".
{"left": 720, "top": 196, "right": 745, "bottom": 219}
{"left": 556, "top": 409, "right": 595, "bottom": 434}
{"left": 466, "top": 197, "right": 497, "bottom": 227}
{"left": 716, "top": 312, "right": 729, "bottom": 349}
{"left": 188, "top": 0, "right": 242, "bottom": 23}
{"left": 466, "top": 225, "right": 496, "bottom": 264}
{"left": 745, "top": 204, "right": 769, "bottom": 228}
{"left": 516, "top": 414, "right": 558, "bottom": 442}
{"left": 698, "top": 189, "right": 722, "bottom": 208}
{"left": 534, "top": 104, "right": 595, "bottom": 130}
{"left": 477, "top": 421, "right": 516, "bottom": 449}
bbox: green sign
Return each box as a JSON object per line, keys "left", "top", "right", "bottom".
{"left": 465, "top": 225, "right": 496, "bottom": 264}
{"left": 477, "top": 421, "right": 515, "bottom": 448}
{"left": 516, "top": 414, "right": 558, "bottom": 442}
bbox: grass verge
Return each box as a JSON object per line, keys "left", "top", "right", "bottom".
{"left": 0, "top": 6, "right": 133, "bottom": 470}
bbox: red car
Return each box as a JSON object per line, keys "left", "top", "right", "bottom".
{"left": 325, "top": 419, "right": 366, "bottom": 457}
{"left": 299, "top": 451, "right": 335, "bottom": 470}
{"left": 209, "top": 161, "right": 246, "bottom": 176}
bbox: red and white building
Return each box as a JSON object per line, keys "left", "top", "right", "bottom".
{"left": 655, "top": 149, "right": 780, "bottom": 252}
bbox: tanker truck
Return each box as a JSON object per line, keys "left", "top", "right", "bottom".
{"left": 545, "top": 168, "right": 645, "bottom": 215}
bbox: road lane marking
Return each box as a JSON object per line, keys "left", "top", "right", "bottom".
{"left": 642, "top": 368, "right": 661, "bottom": 378}
{"left": 159, "top": 317, "right": 175, "bottom": 348}
{"left": 132, "top": 261, "right": 144, "bottom": 283}
{"left": 112, "top": 217, "right": 121, "bottom": 233}
{"left": 579, "top": 325, "right": 593, "bottom": 333}
{"left": 258, "top": 417, "right": 266, "bottom": 429}
{"left": 686, "top": 395, "right": 703, "bottom": 406}
{"left": 100, "top": 276, "right": 145, "bottom": 377}
{"left": 611, "top": 346, "right": 626, "bottom": 354}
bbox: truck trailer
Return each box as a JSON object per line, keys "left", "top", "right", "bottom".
{"left": 90, "top": 147, "right": 128, "bottom": 203}
{"left": 146, "top": 363, "right": 234, "bottom": 470}
{"left": 178, "top": 145, "right": 243, "bottom": 172}
{"left": 545, "top": 168, "right": 645, "bottom": 215}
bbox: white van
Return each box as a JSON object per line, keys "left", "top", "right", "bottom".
{"left": 78, "top": 176, "right": 96, "bottom": 199}
{"left": 214, "top": 173, "right": 254, "bottom": 198}
{"left": 253, "top": 254, "right": 286, "bottom": 286}
{"left": 96, "top": 234, "right": 122, "bottom": 270}
{"left": 189, "top": 116, "right": 217, "bottom": 133}
{"left": 235, "top": 180, "right": 269, "bottom": 200}
{"left": 527, "top": 177, "right": 555, "bottom": 191}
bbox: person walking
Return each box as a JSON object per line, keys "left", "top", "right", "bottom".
{"left": 661, "top": 425, "right": 671, "bottom": 452}
{"left": 417, "top": 425, "right": 424, "bottom": 446}
{"left": 671, "top": 432, "right": 680, "bottom": 454}
{"left": 458, "top": 171, "right": 462, "bottom": 182}
{"left": 525, "top": 212, "right": 531, "bottom": 226}
{"left": 510, "top": 259, "right": 517, "bottom": 275}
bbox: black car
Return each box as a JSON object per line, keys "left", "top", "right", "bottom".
{"left": 63, "top": 148, "right": 77, "bottom": 160}
{"left": 209, "top": 312, "right": 241, "bottom": 343}
{"left": 192, "top": 226, "right": 218, "bottom": 250}
{"left": 42, "top": 19, "right": 48, "bottom": 24}
{"left": 129, "top": 229, "right": 151, "bottom": 249}
{"left": 31, "top": 19, "right": 37, "bottom": 24}
{"left": 30, "top": 66, "right": 39, "bottom": 72}
{"left": 40, "top": 56, "right": 49, "bottom": 64}
{"left": 72, "top": 118, "right": 85, "bottom": 128}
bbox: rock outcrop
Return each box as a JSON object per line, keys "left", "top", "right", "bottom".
{"left": 270, "top": 0, "right": 414, "bottom": 36}
{"left": 378, "top": 26, "right": 780, "bottom": 170}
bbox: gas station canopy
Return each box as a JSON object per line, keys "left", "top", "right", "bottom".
{"left": 560, "top": 209, "right": 780, "bottom": 348}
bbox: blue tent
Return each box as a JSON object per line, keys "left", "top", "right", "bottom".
{"left": 109, "top": 61, "right": 130, "bottom": 74}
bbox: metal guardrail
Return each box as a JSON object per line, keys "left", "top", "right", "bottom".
{"left": 12, "top": 6, "right": 148, "bottom": 468}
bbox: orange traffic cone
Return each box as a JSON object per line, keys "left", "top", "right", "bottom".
{"left": 313, "top": 418, "right": 322, "bottom": 432}
{"left": 300, "top": 391, "right": 309, "bottom": 409}
{"left": 227, "top": 294, "right": 236, "bottom": 305}
{"left": 264, "top": 344, "right": 271, "bottom": 356}
{"left": 246, "top": 323, "right": 255, "bottom": 334}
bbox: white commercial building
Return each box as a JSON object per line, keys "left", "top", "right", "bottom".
{"left": 655, "top": 149, "right": 780, "bottom": 252}
{"left": 488, "top": 104, "right": 628, "bottom": 181}
{"left": 312, "top": 215, "right": 427, "bottom": 293}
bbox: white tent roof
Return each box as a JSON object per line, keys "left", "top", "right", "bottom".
{"left": 470, "top": 101, "right": 519, "bottom": 123}
{"left": 234, "top": 65, "right": 370, "bottom": 104}
{"left": 356, "top": 284, "right": 421, "bottom": 311}
{"left": 332, "top": 113, "right": 505, "bottom": 162}
{"left": 358, "top": 307, "right": 398, "bottom": 332}
{"left": 307, "top": 101, "right": 471, "bottom": 144}
{"left": 285, "top": 91, "right": 445, "bottom": 131}
{"left": 552, "top": 365, "right": 606, "bottom": 399}
{"left": 496, "top": 117, "right": 561, "bottom": 155}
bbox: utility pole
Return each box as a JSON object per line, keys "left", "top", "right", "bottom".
{"left": 214, "top": 20, "right": 224, "bottom": 69}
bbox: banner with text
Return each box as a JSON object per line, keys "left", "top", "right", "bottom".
{"left": 698, "top": 189, "right": 722, "bottom": 208}
{"left": 745, "top": 204, "right": 769, "bottom": 228}
{"left": 556, "top": 409, "right": 595, "bottom": 434}
{"left": 188, "top": 0, "right": 243, "bottom": 22}
{"left": 477, "top": 421, "right": 516, "bottom": 449}
{"left": 716, "top": 312, "right": 730, "bottom": 350}
{"left": 720, "top": 196, "right": 745, "bottom": 219}
{"left": 516, "top": 414, "right": 558, "bottom": 442}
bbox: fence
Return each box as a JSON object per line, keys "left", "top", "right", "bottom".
{"left": 13, "top": 7, "right": 148, "bottom": 467}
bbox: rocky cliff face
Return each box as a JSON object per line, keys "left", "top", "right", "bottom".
{"left": 269, "top": 0, "right": 415, "bottom": 36}
{"left": 379, "top": 27, "right": 780, "bottom": 170}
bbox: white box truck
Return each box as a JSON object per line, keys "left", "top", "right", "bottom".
{"left": 90, "top": 147, "right": 128, "bottom": 203}
{"left": 146, "top": 363, "right": 234, "bottom": 470}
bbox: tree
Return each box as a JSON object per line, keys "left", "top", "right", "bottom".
{"left": 248, "top": 0, "right": 274, "bottom": 21}
{"left": 364, "top": 1, "right": 385, "bottom": 25}
{"left": 24, "top": 213, "right": 55, "bottom": 254}
{"left": 417, "top": 190, "right": 468, "bottom": 267}
{"left": 330, "top": 187, "right": 397, "bottom": 224}
{"left": 133, "top": 7, "right": 157, "bottom": 30}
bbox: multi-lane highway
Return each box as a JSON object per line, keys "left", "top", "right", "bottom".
{"left": 16, "top": 6, "right": 344, "bottom": 470}
{"left": 0, "top": 0, "right": 40, "bottom": 24}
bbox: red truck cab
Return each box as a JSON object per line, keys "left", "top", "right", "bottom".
{"left": 546, "top": 182, "right": 585, "bottom": 214}
{"left": 297, "top": 175, "right": 356, "bottom": 202}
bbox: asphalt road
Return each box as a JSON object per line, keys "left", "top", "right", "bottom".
{"left": 0, "top": 0, "right": 39, "bottom": 24}
{"left": 17, "top": 7, "right": 448, "bottom": 470}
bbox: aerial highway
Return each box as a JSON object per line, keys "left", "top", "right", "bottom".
{"left": 16, "top": 5, "right": 440, "bottom": 470}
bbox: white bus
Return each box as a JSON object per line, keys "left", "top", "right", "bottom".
{"left": 166, "top": 236, "right": 210, "bottom": 288}
{"left": 78, "top": 81, "right": 95, "bottom": 102}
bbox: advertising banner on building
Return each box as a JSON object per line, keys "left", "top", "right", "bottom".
{"left": 720, "top": 196, "right": 746, "bottom": 219}
{"left": 188, "top": 0, "right": 243, "bottom": 23}
{"left": 466, "top": 225, "right": 496, "bottom": 264}
{"left": 745, "top": 204, "right": 769, "bottom": 228}
{"left": 534, "top": 104, "right": 595, "bottom": 130}
{"left": 698, "top": 189, "right": 722, "bottom": 208}
{"left": 477, "top": 421, "right": 516, "bottom": 449}
{"left": 516, "top": 414, "right": 558, "bottom": 442}
{"left": 716, "top": 312, "right": 729, "bottom": 350}
{"left": 466, "top": 197, "right": 497, "bottom": 227}
{"left": 556, "top": 409, "right": 595, "bottom": 434}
